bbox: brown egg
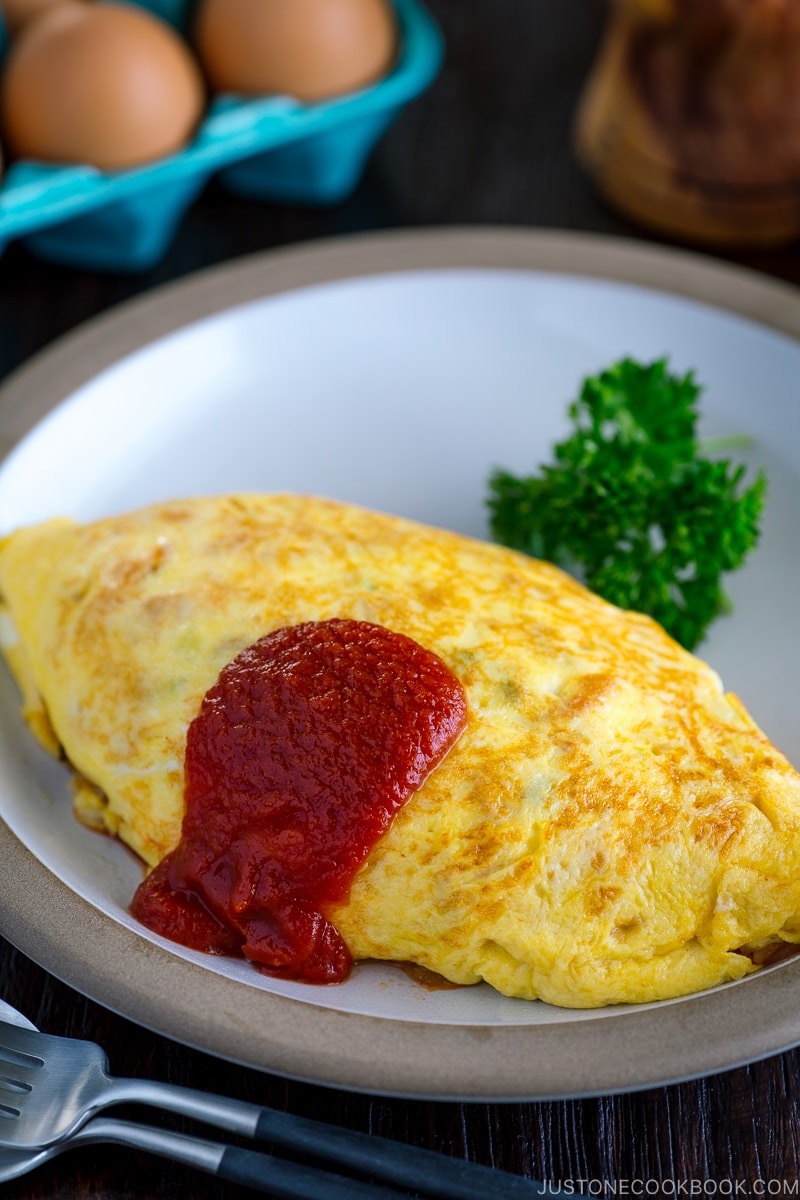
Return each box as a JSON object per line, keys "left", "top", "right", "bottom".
{"left": 194, "top": 0, "right": 397, "bottom": 103}
{"left": 1, "top": 0, "right": 71, "bottom": 36}
{"left": 0, "top": 1, "right": 205, "bottom": 170}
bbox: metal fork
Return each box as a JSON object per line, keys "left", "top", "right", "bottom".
{"left": 0, "top": 1115, "right": 409, "bottom": 1197}
{"left": 0, "top": 1018, "right": 548, "bottom": 1199}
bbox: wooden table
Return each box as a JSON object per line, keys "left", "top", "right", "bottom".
{"left": 2, "top": 1, "right": 800, "bottom": 1195}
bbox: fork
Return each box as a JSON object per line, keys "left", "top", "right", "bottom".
{"left": 0, "top": 1018, "right": 548, "bottom": 1199}
{"left": 0, "top": 1114, "right": 412, "bottom": 1197}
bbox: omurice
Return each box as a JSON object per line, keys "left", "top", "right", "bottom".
{"left": 1, "top": 491, "right": 799, "bottom": 1007}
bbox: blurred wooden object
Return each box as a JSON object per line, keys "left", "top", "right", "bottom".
{"left": 575, "top": 0, "right": 800, "bottom": 247}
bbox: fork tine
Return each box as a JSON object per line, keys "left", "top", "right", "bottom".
{"left": 0, "top": 1022, "right": 50, "bottom": 1053}
{"left": 0, "top": 1074, "right": 31, "bottom": 1096}
{"left": 0, "top": 1029, "right": 47, "bottom": 1072}
{"left": 0, "top": 1062, "right": 33, "bottom": 1120}
{"left": 0, "top": 1033, "right": 45, "bottom": 1098}
{"left": 0, "top": 1065, "right": 40, "bottom": 1096}
{"left": 0, "top": 1044, "right": 44, "bottom": 1073}
{"left": 0, "top": 1055, "right": 38, "bottom": 1119}
{"left": 0, "top": 1020, "right": 111, "bottom": 1148}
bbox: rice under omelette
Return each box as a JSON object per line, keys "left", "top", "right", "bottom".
{"left": 1, "top": 491, "right": 800, "bottom": 1008}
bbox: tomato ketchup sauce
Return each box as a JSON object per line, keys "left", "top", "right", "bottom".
{"left": 131, "top": 618, "right": 467, "bottom": 983}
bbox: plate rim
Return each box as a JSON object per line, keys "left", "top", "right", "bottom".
{"left": 2, "top": 226, "right": 800, "bottom": 1100}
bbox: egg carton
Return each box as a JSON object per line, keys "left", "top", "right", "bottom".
{"left": 0, "top": 0, "right": 443, "bottom": 272}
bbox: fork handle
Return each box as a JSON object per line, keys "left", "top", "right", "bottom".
{"left": 220, "top": 1146, "right": 404, "bottom": 1199}
{"left": 113, "top": 1078, "right": 549, "bottom": 1199}
{"left": 251, "top": 1106, "right": 550, "bottom": 1199}
{"left": 80, "top": 1118, "right": 403, "bottom": 1200}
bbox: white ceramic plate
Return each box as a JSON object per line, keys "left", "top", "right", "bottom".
{"left": 1, "top": 229, "right": 799, "bottom": 1099}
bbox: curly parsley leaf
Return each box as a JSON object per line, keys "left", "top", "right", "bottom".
{"left": 487, "top": 357, "right": 767, "bottom": 650}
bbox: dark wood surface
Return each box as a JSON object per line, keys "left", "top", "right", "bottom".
{"left": 2, "top": 1, "right": 800, "bottom": 1196}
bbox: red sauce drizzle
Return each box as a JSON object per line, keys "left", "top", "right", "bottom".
{"left": 131, "top": 618, "right": 467, "bottom": 983}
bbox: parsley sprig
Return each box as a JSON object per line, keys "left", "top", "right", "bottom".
{"left": 487, "top": 357, "right": 766, "bottom": 650}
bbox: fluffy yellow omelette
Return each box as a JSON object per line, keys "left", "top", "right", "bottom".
{"left": 1, "top": 492, "right": 800, "bottom": 1008}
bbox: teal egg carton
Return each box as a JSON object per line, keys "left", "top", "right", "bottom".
{"left": 0, "top": 0, "right": 443, "bottom": 272}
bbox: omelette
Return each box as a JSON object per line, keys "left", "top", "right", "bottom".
{"left": 1, "top": 492, "right": 800, "bottom": 1007}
